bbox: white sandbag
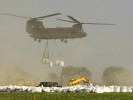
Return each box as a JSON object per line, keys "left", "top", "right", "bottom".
{"left": 22, "top": 86, "right": 29, "bottom": 92}
{"left": 42, "top": 87, "right": 50, "bottom": 92}
{"left": 42, "top": 58, "right": 50, "bottom": 64}
{"left": 36, "top": 87, "right": 42, "bottom": 92}
{"left": 16, "top": 86, "right": 23, "bottom": 92}
{"left": 120, "top": 86, "right": 127, "bottom": 92}
{"left": 126, "top": 87, "right": 132, "bottom": 92}
{"left": 59, "top": 61, "right": 64, "bottom": 67}
{"left": 108, "top": 86, "right": 114, "bottom": 92}
{"left": 0, "top": 86, "right": 3, "bottom": 92}
{"left": 49, "top": 61, "right": 53, "bottom": 67}
{"left": 8, "top": 85, "right": 16, "bottom": 92}
{"left": 50, "top": 87, "right": 58, "bottom": 92}
{"left": 30, "top": 87, "right": 42, "bottom": 92}
{"left": 102, "top": 86, "right": 111, "bottom": 93}
{"left": 113, "top": 86, "right": 120, "bottom": 92}
{"left": 61, "top": 87, "right": 69, "bottom": 92}
{"left": 83, "top": 88, "right": 91, "bottom": 93}
{"left": 56, "top": 88, "right": 64, "bottom": 92}
{"left": 1, "top": 86, "right": 8, "bottom": 92}
{"left": 93, "top": 87, "right": 103, "bottom": 93}
{"left": 27, "top": 86, "right": 34, "bottom": 92}
{"left": 55, "top": 60, "right": 60, "bottom": 66}
{"left": 68, "top": 87, "right": 77, "bottom": 92}
{"left": 86, "top": 86, "right": 94, "bottom": 93}
{"left": 56, "top": 60, "right": 64, "bottom": 67}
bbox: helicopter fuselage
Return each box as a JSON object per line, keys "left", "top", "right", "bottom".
{"left": 26, "top": 20, "right": 87, "bottom": 41}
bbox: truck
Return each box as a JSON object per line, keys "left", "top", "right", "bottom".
{"left": 38, "top": 82, "right": 61, "bottom": 87}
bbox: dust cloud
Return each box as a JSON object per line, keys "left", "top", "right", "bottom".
{"left": 102, "top": 66, "right": 133, "bottom": 86}
{"left": 0, "top": 66, "right": 49, "bottom": 85}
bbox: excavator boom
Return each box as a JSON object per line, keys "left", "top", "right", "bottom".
{"left": 68, "top": 77, "right": 90, "bottom": 86}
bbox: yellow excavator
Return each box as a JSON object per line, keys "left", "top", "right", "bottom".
{"left": 68, "top": 76, "right": 90, "bottom": 86}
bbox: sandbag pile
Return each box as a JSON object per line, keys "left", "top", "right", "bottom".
{"left": 0, "top": 85, "right": 133, "bottom": 93}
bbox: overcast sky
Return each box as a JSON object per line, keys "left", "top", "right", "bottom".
{"left": 0, "top": 0, "right": 133, "bottom": 82}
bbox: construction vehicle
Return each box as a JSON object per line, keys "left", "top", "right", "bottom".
{"left": 38, "top": 82, "right": 61, "bottom": 87}
{"left": 68, "top": 76, "right": 90, "bottom": 86}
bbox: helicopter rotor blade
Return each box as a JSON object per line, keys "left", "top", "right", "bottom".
{"left": 56, "top": 18, "right": 75, "bottom": 23}
{"left": 0, "top": 13, "right": 31, "bottom": 19}
{"left": 34, "top": 13, "right": 61, "bottom": 19}
{"left": 56, "top": 18, "right": 116, "bottom": 25}
{"left": 81, "top": 22, "right": 116, "bottom": 25}
{"left": 67, "top": 16, "right": 81, "bottom": 23}
{"left": 67, "top": 16, "right": 116, "bottom": 25}
{"left": 0, "top": 12, "right": 61, "bottom": 20}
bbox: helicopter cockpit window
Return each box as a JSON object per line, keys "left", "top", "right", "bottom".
{"left": 29, "top": 20, "right": 44, "bottom": 30}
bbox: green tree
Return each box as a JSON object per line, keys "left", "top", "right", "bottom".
{"left": 102, "top": 66, "right": 132, "bottom": 86}
{"left": 47, "top": 73, "right": 59, "bottom": 82}
{"left": 60, "top": 66, "right": 92, "bottom": 85}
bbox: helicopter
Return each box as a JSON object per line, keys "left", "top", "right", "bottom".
{"left": 0, "top": 13, "right": 116, "bottom": 43}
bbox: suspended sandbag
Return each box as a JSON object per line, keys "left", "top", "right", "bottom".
{"left": 57, "top": 42, "right": 64, "bottom": 66}
{"left": 55, "top": 59, "right": 60, "bottom": 66}
{"left": 49, "top": 61, "right": 53, "bottom": 67}
{"left": 42, "top": 58, "right": 50, "bottom": 64}
{"left": 55, "top": 60, "right": 64, "bottom": 67}
{"left": 42, "top": 41, "right": 50, "bottom": 64}
{"left": 59, "top": 61, "right": 64, "bottom": 67}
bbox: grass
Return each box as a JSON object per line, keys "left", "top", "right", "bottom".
{"left": 0, "top": 92, "right": 133, "bottom": 100}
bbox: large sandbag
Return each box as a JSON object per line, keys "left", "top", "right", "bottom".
{"left": 120, "top": 86, "right": 127, "bottom": 92}
{"left": 102, "top": 86, "right": 111, "bottom": 93}
{"left": 0, "top": 86, "right": 4, "bottom": 92}
{"left": 113, "top": 86, "right": 120, "bottom": 92}
{"left": 36, "top": 87, "right": 42, "bottom": 92}
{"left": 42, "top": 58, "right": 50, "bottom": 64}
{"left": 42, "top": 87, "right": 50, "bottom": 92}
{"left": 8, "top": 85, "right": 16, "bottom": 92}
{"left": 56, "top": 60, "right": 64, "bottom": 67}
{"left": 22, "top": 86, "right": 29, "bottom": 92}
{"left": 126, "top": 87, "right": 132, "bottom": 92}
{"left": 55, "top": 60, "right": 60, "bottom": 66}
{"left": 49, "top": 61, "right": 53, "bottom": 67}
{"left": 2, "top": 86, "right": 8, "bottom": 92}
{"left": 59, "top": 61, "right": 64, "bottom": 67}
{"left": 108, "top": 86, "right": 114, "bottom": 92}
{"left": 93, "top": 87, "right": 103, "bottom": 93}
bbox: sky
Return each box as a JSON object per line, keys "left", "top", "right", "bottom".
{"left": 0, "top": 0, "right": 133, "bottom": 83}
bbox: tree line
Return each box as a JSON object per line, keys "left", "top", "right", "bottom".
{"left": 47, "top": 66, "right": 133, "bottom": 86}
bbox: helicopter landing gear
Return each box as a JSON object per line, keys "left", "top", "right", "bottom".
{"left": 34, "top": 38, "right": 37, "bottom": 41}
{"left": 61, "top": 39, "right": 64, "bottom": 42}
{"left": 61, "top": 39, "right": 67, "bottom": 43}
{"left": 38, "top": 39, "right": 41, "bottom": 42}
{"left": 64, "top": 39, "right": 67, "bottom": 43}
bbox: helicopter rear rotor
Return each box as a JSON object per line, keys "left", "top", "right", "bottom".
{"left": 56, "top": 15, "right": 116, "bottom": 25}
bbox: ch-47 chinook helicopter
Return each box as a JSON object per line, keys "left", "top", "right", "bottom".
{"left": 0, "top": 13, "right": 115, "bottom": 43}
